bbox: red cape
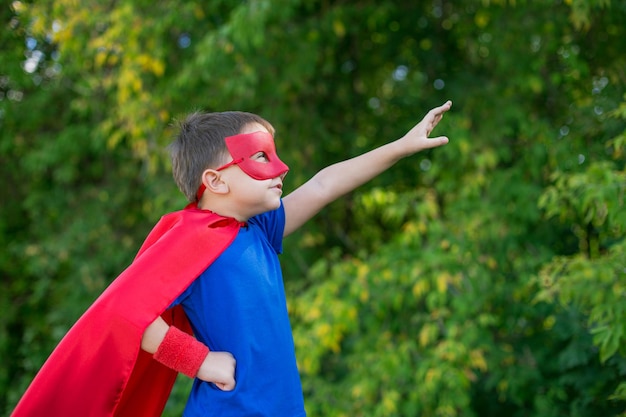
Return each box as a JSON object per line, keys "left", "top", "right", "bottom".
{"left": 12, "top": 207, "right": 241, "bottom": 417}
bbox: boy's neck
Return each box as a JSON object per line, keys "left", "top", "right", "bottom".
{"left": 197, "top": 199, "right": 249, "bottom": 223}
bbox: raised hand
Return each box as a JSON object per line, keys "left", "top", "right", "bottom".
{"left": 399, "top": 100, "right": 452, "bottom": 154}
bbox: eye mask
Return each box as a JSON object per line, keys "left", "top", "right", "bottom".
{"left": 217, "top": 131, "right": 289, "bottom": 180}
{"left": 196, "top": 131, "right": 289, "bottom": 201}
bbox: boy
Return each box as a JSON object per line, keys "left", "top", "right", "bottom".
{"left": 12, "top": 100, "right": 451, "bottom": 417}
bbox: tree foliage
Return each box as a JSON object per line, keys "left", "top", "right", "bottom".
{"left": 1, "top": 0, "right": 625, "bottom": 416}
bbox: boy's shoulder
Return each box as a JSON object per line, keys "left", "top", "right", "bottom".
{"left": 137, "top": 207, "right": 242, "bottom": 258}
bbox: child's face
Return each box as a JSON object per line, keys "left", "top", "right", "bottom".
{"left": 217, "top": 123, "right": 287, "bottom": 218}
{"left": 217, "top": 126, "right": 289, "bottom": 180}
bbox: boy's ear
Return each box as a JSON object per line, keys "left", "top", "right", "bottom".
{"left": 201, "top": 169, "right": 229, "bottom": 195}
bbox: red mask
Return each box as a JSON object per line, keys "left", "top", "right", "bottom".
{"left": 195, "top": 131, "right": 289, "bottom": 201}
{"left": 217, "top": 131, "right": 289, "bottom": 180}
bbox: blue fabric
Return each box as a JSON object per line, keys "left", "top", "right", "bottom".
{"left": 171, "top": 202, "right": 306, "bottom": 417}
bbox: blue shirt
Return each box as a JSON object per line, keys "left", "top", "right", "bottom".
{"left": 171, "top": 203, "right": 306, "bottom": 417}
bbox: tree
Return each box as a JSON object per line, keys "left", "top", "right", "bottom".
{"left": 1, "top": 0, "right": 624, "bottom": 416}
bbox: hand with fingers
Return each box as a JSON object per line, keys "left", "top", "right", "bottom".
{"left": 197, "top": 351, "right": 237, "bottom": 391}
{"left": 398, "top": 100, "right": 453, "bottom": 155}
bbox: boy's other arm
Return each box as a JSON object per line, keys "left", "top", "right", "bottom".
{"left": 283, "top": 100, "right": 452, "bottom": 237}
{"left": 142, "top": 317, "right": 236, "bottom": 390}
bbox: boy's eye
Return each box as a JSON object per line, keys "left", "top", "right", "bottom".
{"left": 252, "top": 152, "right": 269, "bottom": 162}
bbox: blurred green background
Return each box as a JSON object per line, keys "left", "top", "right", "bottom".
{"left": 1, "top": 0, "right": 625, "bottom": 416}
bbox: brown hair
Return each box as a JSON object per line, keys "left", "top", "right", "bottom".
{"left": 169, "top": 111, "right": 275, "bottom": 202}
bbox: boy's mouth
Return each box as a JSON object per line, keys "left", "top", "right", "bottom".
{"left": 272, "top": 181, "right": 283, "bottom": 190}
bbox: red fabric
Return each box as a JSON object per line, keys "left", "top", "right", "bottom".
{"left": 196, "top": 132, "right": 289, "bottom": 202}
{"left": 154, "top": 325, "right": 209, "bottom": 378}
{"left": 11, "top": 207, "right": 240, "bottom": 417}
{"left": 222, "top": 131, "right": 289, "bottom": 180}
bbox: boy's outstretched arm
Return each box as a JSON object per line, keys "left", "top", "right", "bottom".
{"left": 283, "top": 100, "right": 452, "bottom": 236}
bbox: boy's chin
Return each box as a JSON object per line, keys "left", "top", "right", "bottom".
{"left": 252, "top": 199, "right": 281, "bottom": 216}
{"left": 265, "top": 198, "right": 282, "bottom": 211}
{"left": 268, "top": 198, "right": 282, "bottom": 210}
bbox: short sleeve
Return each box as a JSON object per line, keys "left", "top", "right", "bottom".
{"left": 247, "top": 199, "right": 286, "bottom": 254}
{"left": 170, "top": 201, "right": 286, "bottom": 309}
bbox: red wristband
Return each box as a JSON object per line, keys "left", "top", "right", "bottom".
{"left": 153, "top": 326, "right": 210, "bottom": 378}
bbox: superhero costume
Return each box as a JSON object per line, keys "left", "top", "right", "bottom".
{"left": 11, "top": 207, "right": 242, "bottom": 417}
{"left": 12, "top": 130, "right": 290, "bottom": 417}
{"left": 171, "top": 203, "right": 305, "bottom": 416}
